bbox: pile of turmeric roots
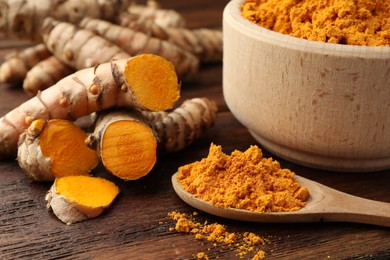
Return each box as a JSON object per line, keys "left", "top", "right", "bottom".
{"left": 0, "top": 0, "right": 221, "bottom": 224}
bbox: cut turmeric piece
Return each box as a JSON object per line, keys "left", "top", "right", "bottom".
{"left": 101, "top": 119, "right": 158, "bottom": 180}
{"left": 88, "top": 109, "right": 158, "bottom": 181}
{"left": 125, "top": 54, "right": 180, "bottom": 112}
{"left": 46, "top": 175, "right": 120, "bottom": 225}
{"left": 86, "top": 98, "right": 217, "bottom": 180}
{"left": 17, "top": 119, "right": 99, "bottom": 181}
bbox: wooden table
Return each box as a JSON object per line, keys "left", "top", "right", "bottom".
{"left": 1, "top": 1, "right": 389, "bottom": 259}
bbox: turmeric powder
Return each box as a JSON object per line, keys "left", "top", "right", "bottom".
{"left": 177, "top": 144, "right": 309, "bottom": 213}
{"left": 167, "top": 211, "right": 267, "bottom": 259}
{"left": 241, "top": 0, "right": 390, "bottom": 46}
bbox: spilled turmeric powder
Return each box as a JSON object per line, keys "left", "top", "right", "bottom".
{"left": 177, "top": 144, "right": 309, "bottom": 212}
{"left": 241, "top": 0, "right": 390, "bottom": 46}
{"left": 167, "top": 211, "right": 266, "bottom": 259}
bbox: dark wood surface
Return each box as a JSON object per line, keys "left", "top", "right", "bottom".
{"left": 1, "top": 1, "right": 389, "bottom": 259}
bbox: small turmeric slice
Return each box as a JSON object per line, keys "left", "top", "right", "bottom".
{"left": 17, "top": 119, "right": 99, "bottom": 181}
{"left": 46, "top": 175, "right": 120, "bottom": 225}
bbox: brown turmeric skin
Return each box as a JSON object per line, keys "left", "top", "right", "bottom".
{"left": 177, "top": 144, "right": 309, "bottom": 213}
{"left": 242, "top": 0, "right": 390, "bottom": 46}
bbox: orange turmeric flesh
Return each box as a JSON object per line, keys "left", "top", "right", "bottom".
{"left": 39, "top": 119, "right": 99, "bottom": 177}
{"left": 55, "top": 176, "right": 120, "bottom": 208}
{"left": 125, "top": 54, "right": 180, "bottom": 111}
{"left": 101, "top": 120, "right": 157, "bottom": 180}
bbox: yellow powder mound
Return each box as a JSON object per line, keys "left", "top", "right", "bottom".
{"left": 242, "top": 0, "right": 390, "bottom": 46}
{"left": 177, "top": 143, "right": 309, "bottom": 212}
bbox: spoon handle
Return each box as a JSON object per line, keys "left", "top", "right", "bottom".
{"left": 311, "top": 182, "right": 390, "bottom": 227}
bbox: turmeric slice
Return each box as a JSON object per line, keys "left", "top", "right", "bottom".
{"left": 17, "top": 119, "right": 99, "bottom": 181}
{"left": 0, "top": 53, "right": 180, "bottom": 160}
{"left": 46, "top": 175, "right": 120, "bottom": 224}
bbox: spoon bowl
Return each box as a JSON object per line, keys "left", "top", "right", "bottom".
{"left": 172, "top": 173, "right": 390, "bottom": 227}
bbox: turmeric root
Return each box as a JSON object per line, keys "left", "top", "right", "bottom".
{"left": 118, "top": 15, "right": 223, "bottom": 63}
{"left": 86, "top": 98, "right": 217, "bottom": 180}
{"left": 0, "top": 44, "right": 51, "bottom": 84}
{"left": 42, "top": 18, "right": 131, "bottom": 70}
{"left": 23, "top": 56, "right": 75, "bottom": 96}
{"left": 167, "top": 28, "right": 223, "bottom": 63}
{"left": 46, "top": 175, "right": 120, "bottom": 224}
{"left": 118, "top": 12, "right": 170, "bottom": 40}
{"left": 128, "top": 0, "right": 186, "bottom": 28}
{"left": 87, "top": 109, "right": 158, "bottom": 181}
{"left": 17, "top": 119, "right": 99, "bottom": 181}
{"left": 0, "top": 54, "right": 180, "bottom": 160}
{"left": 0, "top": 0, "right": 131, "bottom": 41}
{"left": 79, "top": 17, "right": 199, "bottom": 78}
{"left": 142, "top": 97, "right": 218, "bottom": 153}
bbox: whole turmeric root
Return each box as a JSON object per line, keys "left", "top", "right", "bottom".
{"left": 79, "top": 17, "right": 199, "bottom": 78}
{"left": 17, "top": 119, "right": 99, "bottom": 181}
{"left": 127, "top": 0, "right": 186, "bottom": 28}
{"left": 118, "top": 16, "right": 223, "bottom": 63}
{"left": 117, "top": 12, "right": 170, "bottom": 40}
{"left": 23, "top": 56, "right": 75, "bottom": 96}
{"left": 0, "top": 44, "right": 51, "bottom": 84}
{"left": 46, "top": 175, "right": 120, "bottom": 224}
{"left": 0, "top": 0, "right": 131, "bottom": 41}
{"left": 86, "top": 109, "right": 158, "bottom": 181}
{"left": 42, "top": 18, "right": 131, "bottom": 70}
{"left": 0, "top": 54, "right": 180, "bottom": 160}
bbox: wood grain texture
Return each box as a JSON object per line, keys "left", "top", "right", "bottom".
{"left": 0, "top": 0, "right": 389, "bottom": 259}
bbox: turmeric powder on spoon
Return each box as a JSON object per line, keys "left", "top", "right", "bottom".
{"left": 177, "top": 144, "right": 309, "bottom": 212}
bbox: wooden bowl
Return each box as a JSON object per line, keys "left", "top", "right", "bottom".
{"left": 222, "top": 0, "right": 390, "bottom": 172}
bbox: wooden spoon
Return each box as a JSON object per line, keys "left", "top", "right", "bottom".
{"left": 172, "top": 173, "right": 390, "bottom": 227}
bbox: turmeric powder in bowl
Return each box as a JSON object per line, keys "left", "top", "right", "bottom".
{"left": 177, "top": 144, "right": 309, "bottom": 213}
{"left": 241, "top": 0, "right": 390, "bottom": 46}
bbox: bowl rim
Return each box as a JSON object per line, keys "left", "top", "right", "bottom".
{"left": 224, "top": 0, "right": 390, "bottom": 58}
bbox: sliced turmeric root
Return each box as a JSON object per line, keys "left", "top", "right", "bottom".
{"left": 86, "top": 98, "right": 218, "bottom": 180}
{"left": 17, "top": 119, "right": 99, "bottom": 181}
{"left": 87, "top": 109, "right": 157, "bottom": 181}
{"left": 46, "top": 175, "right": 120, "bottom": 225}
{"left": 0, "top": 53, "right": 180, "bottom": 160}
